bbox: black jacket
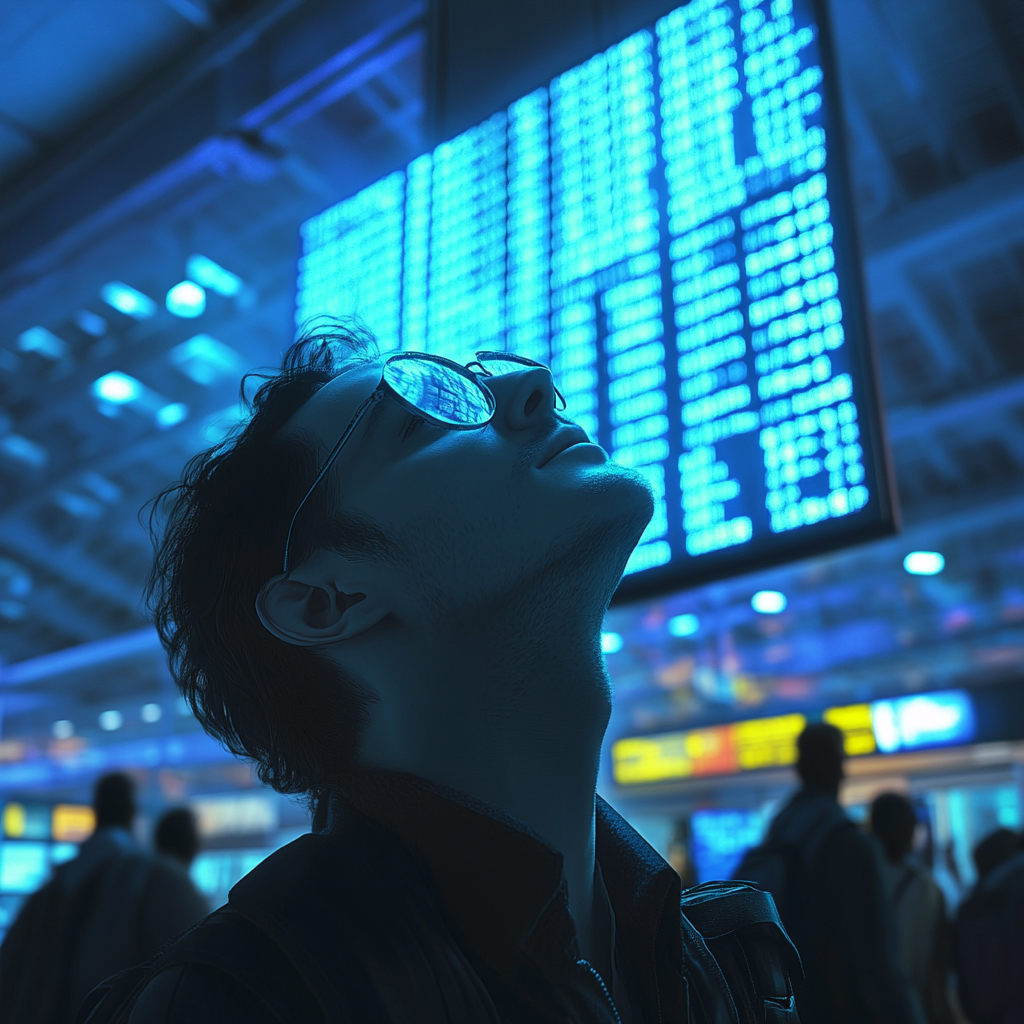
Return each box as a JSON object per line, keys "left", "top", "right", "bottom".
{"left": 761, "top": 788, "right": 919, "bottom": 1024}
{"left": 79, "top": 771, "right": 798, "bottom": 1023}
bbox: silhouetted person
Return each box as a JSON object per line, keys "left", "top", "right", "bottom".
{"left": 737, "top": 723, "right": 919, "bottom": 1024}
{"left": 0, "top": 773, "right": 207, "bottom": 1024}
{"left": 80, "top": 324, "right": 799, "bottom": 1022}
{"left": 955, "top": 828, "right": 1024, "bottom": 1024}
{"left": 870, "top": 793, "right": 956, "bottom": 1024}
{"left": 971, "top": 827, "right": 1018, "bottom": 883}
{"left": 154, "top": 808, "right": 201, "bottom": 868}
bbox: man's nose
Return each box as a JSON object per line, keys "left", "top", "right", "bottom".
{"left": 485, "top": 367, "right": 557, "bottom": 431}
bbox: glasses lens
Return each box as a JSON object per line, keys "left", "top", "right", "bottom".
{"left": 383, "top": 357, "right": 493, "bottom": 427}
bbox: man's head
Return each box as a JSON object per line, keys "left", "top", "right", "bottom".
{"left": 973, "top": 827, "right": 1020, "bottom": 882}
{"left": 155, "top": 807, "right": 200, "bottom": 867}
{"left": 148, "top": 321, "right": 653, "bottom": 798}
{"left": 870, "top": 792, "right": 917, "bottom": 865}
{"left": 795, "top": 722, "right": 845, "bottom": 795}
{"left": 94, "top": 772, "right": 135, "bottom": 829}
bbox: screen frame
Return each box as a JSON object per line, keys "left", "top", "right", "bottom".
{"left": 611, "top": 0, "right": 899, "bottom": 604}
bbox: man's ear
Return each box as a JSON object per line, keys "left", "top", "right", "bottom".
{"left": 255, "top": 553, "right": 389, "bottom": 646}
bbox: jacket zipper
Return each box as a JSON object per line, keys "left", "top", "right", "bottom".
{"left": 578, "top": 959, "right": 623, "bottom": 1024}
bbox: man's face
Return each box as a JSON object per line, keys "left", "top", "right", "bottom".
{"left": 284, "top": 357, "right": 654, "bottom": 619}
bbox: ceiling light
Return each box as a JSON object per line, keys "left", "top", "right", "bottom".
{"left": 75, "top": 310, "right": 108, "bottom": 337}
{"left": 601, "top": 631, "right": 624, "bottom": 654}
{"left": 17, "top": 326, "right": 68, "bottom": 361}
{"left": 0, "top": 435, "right": 47, "bottom": 468}
{"left": 751, "top": 590, "right": 787, "bottom": 614}
{"left": 98, "top": 710, "right": 123, "bottom": 731}
{"left": 101, "top": 282, "right": 156, "bottom": 319}
{"left": 155, "top": 403, "right": 189, "bottom": 429}
{"left": 668, "top": 613, "right": 700, "bottom": 637}
{"left": 170, "top": 334, "right": 243, "bottom": 385}
{"left": 166, "top": 281, "right": 206, "bottom": 318}
{"left": 187, "top": 254, "right": 243, "bottom": 297}
{"left": 903, "top": 551, "right": 944, "bottom": 576}
{"left": 93, "top": 372, "right": 143, "bottom": 405}
{"left": 52, "top": 720, "right": 74, "bottom": 740}
{"left": 140, "top": 703, "right": 162, "bottom": 723}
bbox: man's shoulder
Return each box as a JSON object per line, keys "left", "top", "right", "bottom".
{"left": 77, "top": 906, "right": 321, "bottom": 1024}
{"left": 79, "top": 824, "right": 461, "bottom": 1024}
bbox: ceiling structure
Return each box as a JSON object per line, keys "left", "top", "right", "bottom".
{"left": 0, "top": 0, "right": 1022, "bottom": 792}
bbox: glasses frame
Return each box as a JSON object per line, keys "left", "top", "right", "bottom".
{"left": 281, "top": 350, "right": 556, "bottom": 573}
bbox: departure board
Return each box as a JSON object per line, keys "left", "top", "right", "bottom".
{"left": 296, "top": 0, "right": 895, "bottom": 598}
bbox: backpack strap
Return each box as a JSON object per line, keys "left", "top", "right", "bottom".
{"left": 682, "top": 882, "right": 802, "bottom": 1024}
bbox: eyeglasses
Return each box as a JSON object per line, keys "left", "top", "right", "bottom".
{"left": 282, "top": 350, "right": 561, "bottom": 573}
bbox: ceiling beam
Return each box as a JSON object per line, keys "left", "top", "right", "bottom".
{"left": 887, "top": 375, "right": 1024, "bottom": 443}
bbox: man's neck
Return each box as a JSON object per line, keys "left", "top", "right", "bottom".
{"left": 344, "top": 603, "right": 612, "bottom": 962}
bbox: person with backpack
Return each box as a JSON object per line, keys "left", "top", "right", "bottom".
{"left": 869, "top": 792, "right": 957, "bottom": 1024}
{"left": 954, "top": 827, "right": 1024, "bottom": 1024}
{"left": 0, "top": 772, "right": 208, "bottom": 1024}
{"left": 736, "top": 723, "right": 920, "bottom": 1024}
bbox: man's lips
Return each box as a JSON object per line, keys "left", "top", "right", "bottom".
{"left": 535, "top": 426, "right": 593, "bottom": 468}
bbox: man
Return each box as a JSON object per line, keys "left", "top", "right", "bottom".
{"left": 0, "top": 773, "right": 208, "bottom": 1024}
{"left": 955, "top": 828, "right": 1024, "bottom": 1024}
{"left": 737, "top": 724, "right": 918, "bottom": 1024}
{"left": 82, "top": 324, "right": 798, "bottom": 1023}
{"left": 154, "top": 808, "right": 202, "bottom": 870}
{"left": 870, "top": 793, "right": 956, "bottom": 1024}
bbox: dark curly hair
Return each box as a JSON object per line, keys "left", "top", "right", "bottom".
{"left": 146, "top": 319, "right": 391, "bottom": 797}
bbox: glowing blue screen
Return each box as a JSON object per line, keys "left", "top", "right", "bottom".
{"left": 297, "top": 0, "right": 888, "bottom": 591}
{"left": 690, "top": 807, "right": 764, "bottom": 882}
{"left": 871, "top": 690, "right": 977, "bottom": 754}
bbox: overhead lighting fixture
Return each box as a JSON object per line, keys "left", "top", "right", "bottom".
{"left": 17, "top": 326, "right": 68, "bottom": 361}
{"left": 98, "top": 710, "right": 124, "bottom": 731}
{"left": 92, "top": 372, "right": 143, "bottom": 405}
{"left": 903, "top": 551, "right": 944, "bottom": 576}
{"left": 156, "top": 403, "right": 189, "bottom": 429}
{"left": 601, "top": 631, "right": 624, "bottom": 654}
{"left": 187, "top": 254, "right": 243, "bottom": 297}
{"left": 101, "top": 282, "right": 156, "bottom": 320}
{"left": 52, "top": 720, "right": 74, "bottom": 740}
{"left": 166, "top": 281, "right": 206, "bottom": 318}
{"left": 170, "top": 334, "right": 243, "bottom": 385}
{"left": 0, "top": 434, "right": 47, "bottom": 469}
{"left": 140, "top": 703, "right": 162, "bottom": 723}
{"left": 668, "top": 613, "right": 700, "bottom": 637}
{"left": 751, "top": 590, "right": 787, "bottom": 614}
{"left": 74, "top": 310, "right": 108, "bottom": 337}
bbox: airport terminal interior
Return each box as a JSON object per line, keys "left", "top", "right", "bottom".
{"left": 0, "top": 0, "right": 1023, "bottom": 949}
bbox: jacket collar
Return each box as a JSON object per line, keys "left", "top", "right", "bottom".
{"left": 332, "top": 769, "right": 686, "bottom": 1019}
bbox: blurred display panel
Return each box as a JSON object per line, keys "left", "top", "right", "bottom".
{"left": 296, "top": 0, "right": 893, "bottom": 597}
{"left": 51, "top": 804, "right": 95, "bottom": 843}
{"left": 191, "top": 793, "right": 279, "bottom": 838}
{"left": 690, "top": 808, "right": 766, "bottom": 882}
{"left": 612, "top": 689, "right": 978, "bottom": 784}
{"left": 0, "top": 841, "right": 49, "bottom": 893}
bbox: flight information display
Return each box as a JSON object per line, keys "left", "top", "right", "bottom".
{"left": 295, "top": 0, "right": 895, "bottom": 598}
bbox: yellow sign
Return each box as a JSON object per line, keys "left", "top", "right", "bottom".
{"left": 732, "top": 713, "right": 806, "bottom": 770}
{"left": 824, "top": 703, "right": 876, "bottom": 755}
{"left": 52, "top": 804, "right": 95, "bottom": 843}
{"left": 613, "top": 701, "right": 883, "bottom": 785}
{"left": 2, "top": 802, "right": 26, "bottom": 838}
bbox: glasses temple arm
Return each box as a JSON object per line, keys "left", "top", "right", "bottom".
{"left": 282, "top": 389, "right": 384, "bottom": 574}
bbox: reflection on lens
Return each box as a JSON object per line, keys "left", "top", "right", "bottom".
{"left": 384, "top": 358, "right": 492, "bottom": 426}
